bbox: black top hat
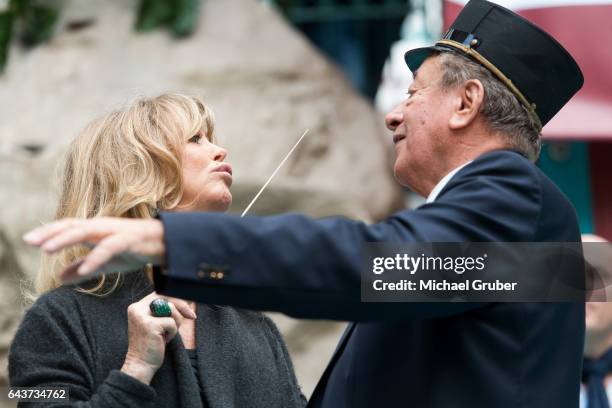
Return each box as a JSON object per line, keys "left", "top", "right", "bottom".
{"left": 404, "top": 0, "right": 583, "bottom": 129}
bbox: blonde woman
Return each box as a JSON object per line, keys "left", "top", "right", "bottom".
{"left": 9, "top": 94, "right": 306, "bottom": 407}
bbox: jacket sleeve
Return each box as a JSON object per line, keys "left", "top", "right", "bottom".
{"left": 154, "top": 152, "right": 541, "bottom": 321}
{"left": 9, "top": 294, "right": 157, "bottom": 407}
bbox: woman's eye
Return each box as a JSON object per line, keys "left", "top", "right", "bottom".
{"left": 188, "top": 134, "right": 202, "bottom": 144}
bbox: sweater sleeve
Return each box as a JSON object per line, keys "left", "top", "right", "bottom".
{"left": 8, "top": 291, "right": 157, "bottom": 407}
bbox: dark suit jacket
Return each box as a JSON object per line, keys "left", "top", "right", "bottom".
{"left": 154, "top": 150, "right": 584, "bottom": 408}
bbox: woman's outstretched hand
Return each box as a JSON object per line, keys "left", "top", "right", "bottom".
{"left": 23, "top": 217, "right": 166, "bottom": 282}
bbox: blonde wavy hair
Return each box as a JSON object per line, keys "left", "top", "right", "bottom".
{"left": 35, "top": 93, "right": 216, "bottom": 297}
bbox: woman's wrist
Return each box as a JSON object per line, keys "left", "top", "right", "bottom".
{"left": 120, "top": 357, "right": 157, "bottom": 385}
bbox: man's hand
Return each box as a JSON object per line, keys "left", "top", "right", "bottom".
{"left": 23, "top": 217, "right": 166, "bottom": 282}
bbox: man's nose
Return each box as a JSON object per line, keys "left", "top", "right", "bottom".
{"left": 385, "top": 105, "right": 403, "bottom": 131}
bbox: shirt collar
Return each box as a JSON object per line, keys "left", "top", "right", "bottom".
{"left": 426, "top": 161, "right": 472, "bottom": 203}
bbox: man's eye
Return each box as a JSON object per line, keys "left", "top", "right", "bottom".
{"left": 406, "top": 90, "right": 415, "bottom": 98}
{"left": 188, "top": 134, "right": 202, "bottom": 144}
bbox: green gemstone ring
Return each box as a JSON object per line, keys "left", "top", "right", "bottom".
{"left": 149, "top": 298, "right": 172, "bottom": 317}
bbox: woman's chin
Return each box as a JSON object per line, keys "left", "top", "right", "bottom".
{"left": 201, "top": 193, "right": 232, "bottom": 212}
{"left": 176, "top": 191, "right": 232, "bottom": 213}
{"left": 216, "top": 195, "right": 232, "bottom": 212}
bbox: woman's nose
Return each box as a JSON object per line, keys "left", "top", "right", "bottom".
{"left": 385, "top": 105, "right": 403, "bottom": 131}
{"left": 213, "top": 145, "right": 227, "bottom": 162}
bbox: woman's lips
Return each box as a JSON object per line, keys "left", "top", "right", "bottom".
{"left": 212, "top": 163, "right": 233, "bottom": 176}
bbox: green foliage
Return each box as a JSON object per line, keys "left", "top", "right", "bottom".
{"left": 0, "top": 11, "right": 15, "bottom": 74}
{"left": 0, "top": 0, "right": 202, "bottom": 74}
{"left": 172, "top": 0, "right": 199, "bottom": 38}
{"left": 136, "top": 0, "right": 200, "bottom": 38}
{"left": 19, "top": 2, "right": 59, "bottom": 46}
{"left": 0, "top": 0, "right": 59, "bottom": 73}
{"left": 136, "top": 0, "right": 175, "bottom": 32}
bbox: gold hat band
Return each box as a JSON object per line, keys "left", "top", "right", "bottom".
{"left": 436, "top": 39, "right": 543, "bottom": 131}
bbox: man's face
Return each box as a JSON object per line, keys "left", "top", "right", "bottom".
{"left": 586, "top": 302, "right": 612, "bottom": 334}
{"left": 384, "top": 55, "right": 457, "bottom": 195}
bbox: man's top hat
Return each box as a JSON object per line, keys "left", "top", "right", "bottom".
{"left": 404, "top": 0, "right": 583, "bottom": 130}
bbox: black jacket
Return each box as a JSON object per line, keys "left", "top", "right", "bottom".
{"left": 9, "top": 272, "right": 306, "bottom": 407}
{"left": 153, "top": 150, "right": 584, "bottom": 407}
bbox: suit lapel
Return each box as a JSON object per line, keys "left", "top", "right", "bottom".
{"left": 308, "top": 322, "right": 357, "bottom": 407}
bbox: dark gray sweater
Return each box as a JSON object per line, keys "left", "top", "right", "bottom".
{"left": 8, "top": 272, "right": 306, "bottom": 407}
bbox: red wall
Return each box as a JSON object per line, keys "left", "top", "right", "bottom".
{"left": 590, "top": 142, "right": 612, "bottom": 240}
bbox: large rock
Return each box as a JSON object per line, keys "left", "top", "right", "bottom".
{"left": 0, "top": 231, "right": 26, "bottom": 386}
{"left": 0, "top": 0, "right": 404, "bottom": 399}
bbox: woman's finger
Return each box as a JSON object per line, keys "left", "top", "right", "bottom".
{"left": 167, "top": 297, "right": 197, "bottom": 320}
{"left": 168, "top": 303, "right": 185, "bottom": 329}
{"left": 154, "top": 317, "right": 178, "bottom": 343}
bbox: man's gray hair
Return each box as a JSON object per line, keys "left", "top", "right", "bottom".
{"left": 437, "top": 50, "right": 541, "bottom": 161}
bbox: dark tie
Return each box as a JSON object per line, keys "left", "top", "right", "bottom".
{"left": 583, "top": 349, "right": 612, "bottom": 408}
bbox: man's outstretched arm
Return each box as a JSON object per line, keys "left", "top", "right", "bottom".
{"left": 24, "top": 152, "right": 537, "bottom": 321}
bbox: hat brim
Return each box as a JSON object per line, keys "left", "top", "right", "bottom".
{"left": 404, "top": 45, "right": 445, "bottom": 73}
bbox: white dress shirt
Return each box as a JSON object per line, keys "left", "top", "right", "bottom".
{"left": 426, "top": 161, "right": 472, "bottom": 203}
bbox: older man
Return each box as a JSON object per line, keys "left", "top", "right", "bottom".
{"left": 584, "top": 301, "right": 612, "bottom": 408}
{"left": 25, "top": 1, "right": 585, "bottom": 407}
{"left": 581, "top": 235, "right": 612, "bottom": 408}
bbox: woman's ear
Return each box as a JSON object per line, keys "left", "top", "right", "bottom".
{"left": 448, "top": 79, "right": 485, "bottom": 130}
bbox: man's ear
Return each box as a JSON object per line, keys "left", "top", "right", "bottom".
{"left": 448, "top": 79, "right": 485, "bottom": 130}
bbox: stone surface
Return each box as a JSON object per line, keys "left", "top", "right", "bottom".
{"left": 0, "top": 0, "right": 404, "bottom": 399}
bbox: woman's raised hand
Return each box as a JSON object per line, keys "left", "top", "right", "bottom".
{"left": 120, "top": 292, "right": 196, "bottom": 385}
